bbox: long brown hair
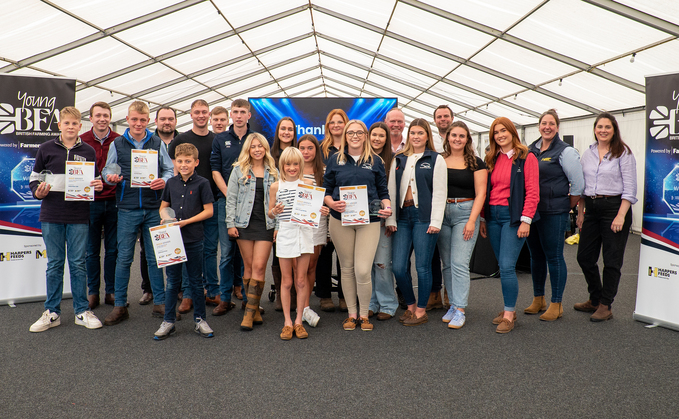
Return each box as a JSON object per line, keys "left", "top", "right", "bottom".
{"left": 297, "top": 134, "right": 324, "bottom": 187}
{"left": 594, "top": 112, "right": 631, "bottom": 159}
{"left": 368, "top": 122, "right": 393, "bottom": 177}
{"left": 397, "top": 118, "right": 436, "bottom": 157}
{"left": 271, "top": 117, "right": 297, "bottom": 166}
{"left": 442, "top": 121, "right": 477, "bottom": 170}
{"left": 320, "top": 109, "right": 349, "bottom": 159}
{"left": 484, "top": 117, "right": 528, "bottom": 172}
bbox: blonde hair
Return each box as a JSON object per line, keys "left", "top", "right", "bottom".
{"left": 336, "top": 120, "right": 374, "bottom": 165}
{"left": 278, "top": 147, "right": 305, "bottom": 182}
{"left": 234, "top": 133, "right": 278, "bottom": 182}
{"left": 59, "top": 106, "right": 81, "bottom": 121}
{"left": 128, "top": 100, "right": 150, "bottom": 116}
{"left": 398, "top": 118, "right": 435, "bottom": 157}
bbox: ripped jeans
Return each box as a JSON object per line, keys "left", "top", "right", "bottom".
{"left": 369, "top": 224, "right": 398, "bottom": 316}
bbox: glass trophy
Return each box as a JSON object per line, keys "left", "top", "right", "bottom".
{"left": 160, "top": 207, "right": 177, "bottom": 224}
{"left": 39, "top": 170, "right": 54, "bottom": 186}
{"left": 102, "top": 163, "right": 121, "bottom": 181}
{"left": 369, "top": 199, "right": 383, "bottom": 217}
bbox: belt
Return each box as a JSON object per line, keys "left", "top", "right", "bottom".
{"left": 588, "top": 194, "right": 621, "bottom": 199}
{"left": 447, "top": 198, "right": 474, "bottom": 203}
{"left": 403, "top": 199, "right": 415, "bottom": 207}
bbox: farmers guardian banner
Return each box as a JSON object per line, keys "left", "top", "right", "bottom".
{"left": 0, "top": 74, "right": 75, "bottom": 305}
{"left": 635, "top": 72, "right": 679, "bottom": 331}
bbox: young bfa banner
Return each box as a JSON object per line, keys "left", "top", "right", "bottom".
{"left": 0, "top": 74, "right": 75, "bottom": 305}
{"left": 248, "top": 97, "right": 398, "bottom": 144}
{"left": 635, "top": 71, "right": 679, "bottom": 331}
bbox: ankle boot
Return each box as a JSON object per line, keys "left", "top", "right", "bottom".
{"left": 272, "top": 265, "right": 283, "bottom": 312}
{"left": 539, "top": 302, "right": 563, "bottom": 321}
{"left": 524, "top": 296, "right": 547, "bottom": 314}
{"left": 241, "top": 279, "right": 263, "bottom": 330}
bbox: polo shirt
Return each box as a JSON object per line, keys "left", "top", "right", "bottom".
{"left": 161, "top": 173, "right": 214, "bottom": 243}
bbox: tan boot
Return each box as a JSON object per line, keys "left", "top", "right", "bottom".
{"left": 426, "top": 291, "right": 443, "bottom": 311}
{"left": 539, "top": 302, "right": 563, "bottom": 321}
{"left": 241, "top": 279, "right": 263, "bottom": 331}
{"left": 443, "top": 289, "right": 450, "bottom": 309}
{"left": 590, "top": 303, "right": 613, "bottom": 322}
{"left": 524, "top": 296, "right": 547, "bottom": 314}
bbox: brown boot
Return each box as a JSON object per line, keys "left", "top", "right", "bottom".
{"left": 241, "top": 279, "right": 264, "bottom": 331}
{"left": 152, "top": 304, "right": 165, "bottom": 318}
{"left": 178, "top": 298, "right": 193, "bottom": 314}
{"left": 88, "top": 294, "right": 100, "bottom": 310}
{"left": 320, "top": 298, "right": 336, "bottom": 312}
{"left": 212, "top": 300, "right": 235, "bottom": 316}
{"left": 524, "top": 296, "right": 547, "bottom": 314}
{"left": 338, "top": 298, "right": 348, "bottom": 312}
{"left": 540, "top": 302, "right": 563, "bottom": 321}
{"left": 272, "top": 265, "right": 283, "bottom": 311}
{"left": 104, "top": 306, "right": 129, "bottom": 326}
{"left": 233, "top": 285, "right": 243, "bottom": 300}
{"left": 426, "top": 291, "right": 443, "bottom": 311}
{"left": 443, "top": 289, "right": 450, "bottom": 309}
{"left": 590, "top": 303, "right": 612, "bottom": 322}
{"left": 254, "top": 306, "right": 264, "bottom": 325}
{"left": 205, "top": 294, "right": 221, "bottom": 306}
{"left": 574, "top": 300, "right": 599, "bottom": 313}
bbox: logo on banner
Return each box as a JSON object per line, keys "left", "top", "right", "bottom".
{"left": 648, "top": 266, "right": 677, "bottom": 279}
{"left": 0, "top": 92, "right": 58, "bottom": 135}
{"left": 35, "top": 250, "right": 47, "bottom": 259}
{"left": 649, "top": 92, "right": 679, "bottom": 140}
{"left": 0, "top": 250, "right": 32, "bottom": 262}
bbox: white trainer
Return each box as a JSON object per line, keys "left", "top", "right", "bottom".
{"left": 303, "top": 306, "right": 320, "bottom": 327}
{"left": 29, "top": 310, "right": 61, "bottom": 332}
{"left": 194, "top": 318, "right": 214, "bottom": 338}
{"left": 75, "top": 311, "right": 103, "bottom": 329}
{"left": 154, "top": 321, "right": 175, "bottom": 340}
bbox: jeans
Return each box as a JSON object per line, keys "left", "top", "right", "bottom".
{"left": 392, "top": 206, "right": 440, "bottom": 309}
{"left": 114, "top": 208, "right": 165, "bottom": 306}
{"left": 86, "top": 200, "right": 117, "bottom": 296}
{"left": 526, "top": 212, "right": 569, "bottom": 303}
{"left": 438, "top": 200, "right": 479, "bottom": 310}
{"left": 369, "top": 224, "right": 398, "bottom": 316}
{"left": 42, "top": 222, "right": 89, "bottom": 315}
{"left": 202, "top": 208, "right": 219, "bottom": 297}
{"left": 217, "top": 196, "right": 244, "bottom": 303}
{"left": 486, "top": 205, "right": 525, "bottom": 311}
{"left": 576, "top": 196, "right": 632, "bottom": 306}
{"left": 165, "top": 241, "right": 205, "bottom": 322}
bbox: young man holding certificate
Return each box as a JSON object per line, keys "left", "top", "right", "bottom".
{"left": 103, "top": 101, "right": 174, "bottom": 326}
{"left": 28, "top": 106, "right": 104, "bottom": 332}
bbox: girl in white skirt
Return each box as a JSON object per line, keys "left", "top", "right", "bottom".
{"left": 268, "top": 147, "right": 316, "bottom": 340}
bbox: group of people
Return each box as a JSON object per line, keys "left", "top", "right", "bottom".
{"left": 28, "top": 97, "right": 637, "bottom": 339}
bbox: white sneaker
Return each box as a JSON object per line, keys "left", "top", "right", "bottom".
{"left": 303, "top": 306, "right": 320, "bottom": 327}
{"left": 29, "top": 310, "right": 61, "bottom": 332}
{"left": 194, "top": 318, "right": 214, "bottom": 338}
{"left": 154, "top": 321, "right": 175, "bottom": 340}
{"left": 75, "top": 311, "right": 103, "bottom": 329}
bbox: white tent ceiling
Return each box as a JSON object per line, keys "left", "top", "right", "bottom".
{"left": 2, "top": 0, "right": 678, "bottom": 132}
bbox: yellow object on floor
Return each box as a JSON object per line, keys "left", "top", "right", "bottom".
{"left": 565, "top": 233, "right": 579, "bottom": 245}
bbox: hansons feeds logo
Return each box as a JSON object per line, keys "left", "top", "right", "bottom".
{"left": 0, "top": 91, "right": 58, "bottom": 136}
{"left": 648, "top": 266, "right": 678, "bottom": 279}
{"left": 649, "top": 92, "right": 679, "bottom": 141}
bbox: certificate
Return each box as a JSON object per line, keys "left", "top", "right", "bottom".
{"left": 290, "top": 183, "right": 325, "bottom": 228}
{"left": 149, "top": 223, "right": 187, "bottom": 268}
{"left": 64, "top": 161, "right": 95, "bottom": 201}
{"left": 340, "top": 185, "right": 370, "bottom": 226}
{"left": 131, "top": 149, "right": 158, "bottom": 188}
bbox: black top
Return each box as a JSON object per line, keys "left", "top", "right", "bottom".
{"left": 446, "top": 156, "right": 486, "bottom": 199}
{"left": 161, "top": 173, "right": 214, "bottom": 243}
{"left": 168, "top": 130, "right": 217, "bottom": 199}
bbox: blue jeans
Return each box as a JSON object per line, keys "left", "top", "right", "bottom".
{"left": 86, "top": 200, "right": 117, "bottom": 296}
{"left": 526, "top": 212, "right": 569, "bottom": 303}
{"left": 369, "top": 224, "right": 398, "bottom": 316}
{"left": 42, "top": 222, "right": 89, "bottom": 315}
{"left": 438, "top": 200, "right": 479, "bottom": 310}
{"left": 217, "top": 197, "right": 244, "bottom": 302}
{"left": 202, "top": 208, "right": 219, "bottom": 297}
{"left": 392, "top": 206, "right": 440, "bottom": 309}
{"left": 114, "top": 208, "right": 165, "bottom": 306}
{"left": 165, "top": 241, "right": 205, "bottom": 322}
{"left": 486, "top": 205, "right": 525, "bottom": 311}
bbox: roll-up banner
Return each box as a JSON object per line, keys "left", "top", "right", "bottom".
{"left": 0, "top": 74, "right": 76, "bottom": 305}
{"left": 634, "top": 72, "right": 679, "bottom": 331}
{"left": 248, "top": 97, "right": 398, "bottom": 144}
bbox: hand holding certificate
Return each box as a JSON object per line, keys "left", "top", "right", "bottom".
{"left": 65, "top": 161, "right": 95, "bottom": 201}
{"left": 131, "top": 149, "right": 158, "bottom": 188}
{"left": 340, "top": 185, "right": 370, "bottom": 226}
{"left": 291, "top": 183, "right": 326, "bottom": 228}
{"left": 149, "top": 223, "right": 187, "bottom": 268}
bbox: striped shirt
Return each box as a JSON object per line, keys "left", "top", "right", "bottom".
{"left": 276, "top": 180, "right": 298, "bottom": 223}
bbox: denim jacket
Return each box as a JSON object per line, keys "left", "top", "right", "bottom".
{"left": 226, "top": 164, "right": 276, "bottom": 230}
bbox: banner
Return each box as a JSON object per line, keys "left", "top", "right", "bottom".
{"left": 0, "top": 74, "right": 76, "bottom": 305}
{"left": 634, "top": 72, "right": 679, "bottom": 331}
{"left": 249, "top": 97, "right": 398, "bottom": 144}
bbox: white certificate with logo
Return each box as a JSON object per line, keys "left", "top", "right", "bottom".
{"left": 64, "top": 161, "right": 95, "bottom": 201}
{"left": 290, "top": 183, "right": 325, "bottom": 229}
{"left": 149, "top": 223, "right": 187, "bottom": 268}
{"left": 131, "top": 149, "right": 158, "bottom": 188}
{"left": 340, "top": 185, "right": 370, "bottom": 226}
